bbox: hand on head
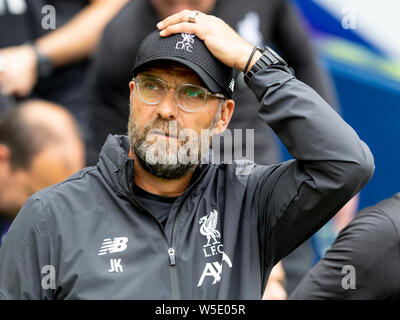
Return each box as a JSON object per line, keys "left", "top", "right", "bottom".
{"left": 157, "top": 10, "right": 260, "bottom": 72}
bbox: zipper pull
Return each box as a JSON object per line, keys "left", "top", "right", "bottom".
{"left": 168, "top": 248, "right": 176, "bottom": 266}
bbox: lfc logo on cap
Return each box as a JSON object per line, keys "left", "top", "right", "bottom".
{"left": 176, "top": 33, "right": 195, "bottom": 53}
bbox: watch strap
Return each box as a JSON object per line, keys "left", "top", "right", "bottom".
{"left": 243, "top": 46, "right": 287, "bottom": 85}
{"left": 25, "top": 40, "right": 54, "bottom": 79}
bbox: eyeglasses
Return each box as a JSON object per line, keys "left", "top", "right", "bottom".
{"left": 133, "top": 75, "right": 225, "bottom": 112}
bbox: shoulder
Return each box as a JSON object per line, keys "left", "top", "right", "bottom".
{"left": 291, "top": 195, "right": 400, "bottom": 299}
{"left": 20, "top": 166, "right": 99, "bottom": 219}
{"left": 34, "top": 166, "right": 98, "bottom": 199}
{"left": 8, "top": 166, "right": 101, "bottom": 243}
{"left": 349, "top": 194, "right": 400, "bottom": 241}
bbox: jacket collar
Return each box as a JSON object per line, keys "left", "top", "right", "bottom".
{"left": 96, "top": 134, "right": 214, "bottom": 199}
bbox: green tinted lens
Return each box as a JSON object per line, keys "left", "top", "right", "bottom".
{"left": 178, "top": 85, "right": 206, "bottom": 109}
{"left": 139, "top": 78, "right": 165, "bottom": 103}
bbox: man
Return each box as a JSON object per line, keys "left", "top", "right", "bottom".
{"left": 0, "top": 11, "right": 373, "bottom": 299}
{"left": 86, "top": 1, "right": 344, "bottom": 292}
{"left": 0, "top": 0, "right": 128, "bottom": 138}
{"left": 87, "top": 0, "right": 337, "bottom": 165}
{"left": 290, "top": 193, "right": 400, "bottom": 300}
{"left": 0, "top": 100, "right": 85, "bottom": 246}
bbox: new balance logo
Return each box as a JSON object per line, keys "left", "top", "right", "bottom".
{"left": 98, "top": 237, "right": 128, "bottom": 256}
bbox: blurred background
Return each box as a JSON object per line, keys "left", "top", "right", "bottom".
{"left": 284, "top": 0, "right": 400, "bottom": 211}
{"left": 1, "top": 0, "right": 400, "bottom": 299}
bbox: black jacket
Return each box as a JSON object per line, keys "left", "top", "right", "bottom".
{"left": 290, "top": 193, "right": 400, "bottom": 300}
{"left": 0, "top": 66, "right": 374, "bottom": 299}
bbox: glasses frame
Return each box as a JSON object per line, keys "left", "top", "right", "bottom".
{"left": 133, "top": 75, "right": 226, "bottom": 113}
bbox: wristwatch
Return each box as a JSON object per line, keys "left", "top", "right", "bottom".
{"left": 35, "top": 46, "right": 54, "bottom": 79}
{"left": 244, "top": 46, "right": 288, "bottom": 85}
{"left": 25, "top": 41, "right": 54, "bottom": 79}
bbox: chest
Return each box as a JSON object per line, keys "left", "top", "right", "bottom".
{"left": 51, "top": 189, "right": 260, "bottom": 299}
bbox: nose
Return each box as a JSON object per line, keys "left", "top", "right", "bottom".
{"left": 156, "top": 88, "right": 178, "bottom": 120}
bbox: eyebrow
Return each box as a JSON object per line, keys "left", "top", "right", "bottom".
{"left": 138, "top": 72, "right": 205, "bottom": 87}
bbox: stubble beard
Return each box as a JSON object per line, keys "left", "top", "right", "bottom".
{"left": 128, "top": 109, "right": 220, "bottom": 180}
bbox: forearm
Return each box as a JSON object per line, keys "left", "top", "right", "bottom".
{"left": 35, "top": 0, "right": 128, "bottom": 67}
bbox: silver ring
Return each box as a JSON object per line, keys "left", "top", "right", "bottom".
{"left": 188, "top": 10, "right": 198, "bottom": 23}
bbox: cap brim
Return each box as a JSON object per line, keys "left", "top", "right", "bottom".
{"left": 132, "top": 57, "right": 225, "bottom": 96}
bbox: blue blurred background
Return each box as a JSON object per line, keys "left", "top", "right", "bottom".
{"left": 283, "top": 0, "right": 400, "bottom": 210}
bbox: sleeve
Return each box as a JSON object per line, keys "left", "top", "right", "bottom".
{"left": 246, "top": 65, "right": 374, "bottom": 268}
{"left": 270, "top": 0, "right": 338, "bottom": 110}
{"left": 0, "top": 197, "right": 54, "bottom": 300}
{"left": 289, "top": 210, "right": 400, "bottom": 299}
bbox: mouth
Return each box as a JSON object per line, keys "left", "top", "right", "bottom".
{"left": 148, "top": 129, "right": 178, "bottom": 139}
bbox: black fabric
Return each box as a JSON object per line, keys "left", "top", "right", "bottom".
{"left": 131, "top": 183, "right": 177, "bottom": 228}
{"left": 0, "top": 0, "right": 90, "bottom": 129}
{"left": 0, "top": 214, "right": 11, "bottom": 248}
{"left": 290, "top": 193, "right": 400, "bottom": 300}
{"left": 86, "top": 0, "right": 337, "bottom": 166}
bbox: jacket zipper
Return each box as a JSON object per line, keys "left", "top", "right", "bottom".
{"left": 124, "top": 160, "right": 210, "bottom": 299}
{"left": 127, "top": 192, "right": 181, "bottom": 299}
{"left": 170, "top": 166, "right": 210, "bottom": 252}
{"left": 168, "top": 248, "right": 176, "bottom": 265}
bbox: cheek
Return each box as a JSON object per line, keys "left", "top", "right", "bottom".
{"left": 130, "top": 102, "right": 154, "bottom": 128}
{"left": 192, "top": 110, "right": 216, "bottom": 128}
{"left": 179, "top": 113, "right": 215, "bottom": 140}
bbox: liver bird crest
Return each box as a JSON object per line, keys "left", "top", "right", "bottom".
{"left": 199, "top": 209, "right": 221, "bottom": 247}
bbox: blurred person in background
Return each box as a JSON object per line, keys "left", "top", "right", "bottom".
{"left": 0, "top": 92, "right": 16, "bottom": 114}
{"left": 262, "top": 262, "right": 287, "bottom": 300}
{"left": 0, "top": 100, "right": 85, "bottom": 246}
{"left": 86, "top": 0, "right": 350, "bottom": 295}
{"left": 290, "top": 193, "right": 400, "bottom": 300}
{"left": 0, "top": 0, "right": 128, "bottom": 145}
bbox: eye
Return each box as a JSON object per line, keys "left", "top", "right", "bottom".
{"left": 145, "top": 82, "right": 160, "bottom": 91}
{"left": 183, "top": 87, "right": 204, "bottom": 99}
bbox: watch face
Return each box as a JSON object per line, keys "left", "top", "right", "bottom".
{"left": 266, "top": 47, "right": 287, "bottom": 65}
{"left": 38, "top": 55, "right": 53, "bottom": 78}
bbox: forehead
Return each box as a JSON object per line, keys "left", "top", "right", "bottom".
{"left": 136, "top": 61, "right": 206, "bottom": 87}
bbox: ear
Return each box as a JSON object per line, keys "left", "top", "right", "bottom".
{"left": 0, "top": 144, "right": 10, "bottom": 163}
{"left": 212, "top": 99, "right": 235, "bottom": 135}
{"left": 129, "top": 80, "right": 135, "bottom": 106}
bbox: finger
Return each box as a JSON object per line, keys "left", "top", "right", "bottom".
{"left": 160, "top": 22, "right": 203, "bottom": 39}
{"left": 158, "top": 9, "right": 206, "bottom": 30}
{"left": 157, "top": 9, "right": 192, "bottom": 30}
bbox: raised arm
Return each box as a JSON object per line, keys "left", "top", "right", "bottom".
{"left": 157, "top": 10, "right": 374, "bottom": 269}
{"left": 0, "top": 0, "right": 128, "bottom": 97}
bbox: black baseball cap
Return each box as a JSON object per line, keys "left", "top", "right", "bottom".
{"left": 132, "top": 31, "right": 235, "bottom": 98}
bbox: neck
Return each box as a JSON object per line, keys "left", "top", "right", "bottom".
{"left": 129, "top": 150, "right": 194, "bottom": 197}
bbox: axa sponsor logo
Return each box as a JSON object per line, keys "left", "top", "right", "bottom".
{"left": 197, "top": 210, "right": 232, "bottom": 287}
